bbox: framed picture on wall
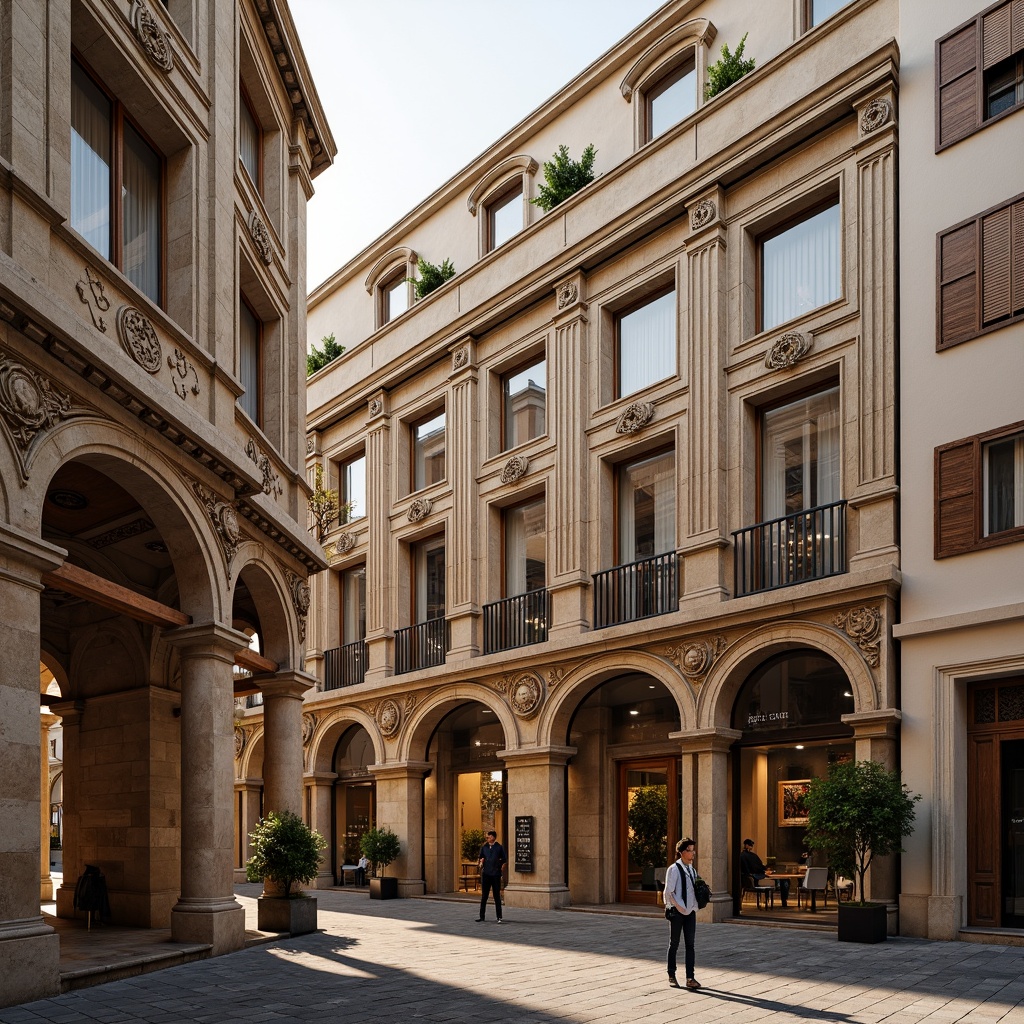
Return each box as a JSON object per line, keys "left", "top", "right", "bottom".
{"left": 778, "top": 780, "right": 811, "bottom": 826}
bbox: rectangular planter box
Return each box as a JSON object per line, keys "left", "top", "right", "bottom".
{"left": 257, "top": 895, "right": 317, "bottom": 936}
{"left": 837, "top": 902, "right": 887, "bottom": 943}
{"left": 370, "top": 877, "right": 398, "bottom": 900}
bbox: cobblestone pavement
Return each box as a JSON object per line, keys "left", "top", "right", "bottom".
{"left": 3, "top": 885, "right": 1024, "bottom": 1024}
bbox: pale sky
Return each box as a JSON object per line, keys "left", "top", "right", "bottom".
{"left": 291, "top": 0, "right": 667, "bottom": 291}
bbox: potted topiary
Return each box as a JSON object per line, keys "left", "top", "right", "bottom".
{"left": 804, "top": 759, "right": 920, "bottom": 943}
{"left": 246, "top": 809, "right": 327, "bottom": 935}
{"left": 627, "top": 785, "right": 668, "bottom": 890}
{"left": 360, "top": 825, "right": 402, "bottom": 899}
{"left": 460, "top": 828, "right": 487, "bottom": 863}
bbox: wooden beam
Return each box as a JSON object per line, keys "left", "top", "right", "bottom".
{"left": 235, "top": 648, "right": 278, "bottom": 675}
{"left": 42, "top": 562, "right": 191, "bottom": 628}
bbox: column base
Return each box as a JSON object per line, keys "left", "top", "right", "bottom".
{"left": 396, "top": 878, "right": 426, "bottom": 898}
{"left": 0, "top": 926, "right": 59, "bottom": 1008}
{"left": 703, "top": 893, "right": 734, "bottom": 922}
{"left": 171, "top": 899, "right": 245, "bottom": 955}
{"left": 502, "top": 883, "right": 570, "bottom": 910}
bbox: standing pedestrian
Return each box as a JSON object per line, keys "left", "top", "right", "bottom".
{"left": 475, "top": 829, "right": 507, "bottom": 923}
{"left": 662, "top": 837, "right": 701, "bottom": 990}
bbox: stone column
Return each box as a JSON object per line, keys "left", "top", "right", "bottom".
{"left": 677, "top": 727, "right": 741, "bottom": 922}
{"left": 39, "top": 712, "right": 59, "bottom": 901}
{"left": 234, "top": 779, "right": 263, "bottom": 882}
{"left": 447, "top": 339, "right": 479, "bottom": 659}
{"left": 500, "top": 745, "right": 575, "bottom": 910}
{"left": 52, "top": 700, "right": 82, "bottom": 920}
{"left": 364, "top": 393, "right": 394, "bottom": 681}
{"left": 0, "top": 526, "right": 63, "bottom": 1005}
{"left": 165, "top": 622, "right": 248, "bottom": 954}
{"left": 549, "top": 273, "right": 591, "bottom": 634}
{"left": 368, "top": 761, "right": 430, "bottom": 896}
{"left": 258, "top": 671, "right": 314, "bottom": 816}
{"left": 305, "top": 771, "right": 338, "bottom": 887}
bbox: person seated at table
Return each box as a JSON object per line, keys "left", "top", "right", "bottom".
{"left": 356, "top": 854, "right": 370, "bottom": 886}
{"left": 740, "top": 839, "right": 790, "bottom": 907}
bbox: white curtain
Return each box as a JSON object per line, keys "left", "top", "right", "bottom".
{"left": 619, "top": 290, "right": 676, "bottom": 397}
{"left": 122, "top": 122, "right": 161, "bottom": 304}
{"left": 505, "top": 506, "right": 528, "bottom": 597}
{"left": 619, "top": 451, "right": 675, "bottom": 561}
{"left": 239, "top": 95, "right": 260, "bottom": 183}
{"left": 238, "top": 299, "right": 260, "bottom": 421}
{"left": 71, "top": 62, "right": 111, "bottom": 259}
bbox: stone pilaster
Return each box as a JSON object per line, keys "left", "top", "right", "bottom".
{"left": 365, "top": 394, "right": 394, "bottom": 680}
{"left": 233, "top": 779, "right": 263, "bottom": 882}
{"left": 549, "top": 273, "right": 591, "bottom": 633}
{"left": 52, "top": 700, "right": 82, "bottom": 920}
{"left": 304, "top": 771, "right": 338, "bottom": 887}
{"left": 39, "top": 712, "right": 59, "bottom": 901}
{"left": 368, "top": 761, "right": 431, "bottom": 896}
{"left": 165, "top": 622, "right": 248, "bottom": 954}
{"left": 258, "top": 671, "right": 315, "bottom": 816}
{"left": 499, "top": 745, "right": 575, "bottom": 909}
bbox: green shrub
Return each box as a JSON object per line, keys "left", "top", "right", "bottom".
{"left": 460, "top": 828, "right": 488, "bottom": 862}
{"left": 306, "top": 332, "right": 345, "bottom": 377}
{"left": 530, "top": 144, "right": 597, "bottom": 212}
{"left": 627, "top": 785, "right": 668, "bottom": 867}
{"left": 704, "top": 33, "right": 755, "bottom": 100}
{"left": 359, "top": 826, "right": 401, "bottom": 877}
{"left": 410, "top": 257, "right": 455, "bottom": 300}
{"left": 246, "top": 810, "right": 326, "bottom": 897}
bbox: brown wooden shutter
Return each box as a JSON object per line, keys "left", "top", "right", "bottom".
{"left": 935, "top": 437, "right": 978, "bottom": 558}
{"left": 1013, "top": 0, "right": 1024, "bottom": 53}
{"left": 938, "top": 221, "right": 980, "bottom": 348}
{"left": 1013, "top": 198, "right": 1024, "bottom": 317}
{"left": 983, "top": 2, "right": 1013, "bottom": 67}
{"left": 982, "top": 205, "right": 1012, "bottom": 325}
{"left": 937, "top": 20, "right": 980, "bottom": 149}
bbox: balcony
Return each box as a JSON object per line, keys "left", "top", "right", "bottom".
{"left": 732, "top": 500, "right": 847, "bottom": 596}
{"left": 592, "top": 551, "right": 678, "bottom": 629}
{"left": 483, "top": 589, "right": 550, "bottom": 654}
{"left": 395, "top": 616, "right": 449, "bottom": 674}
{"left": 323, "top": 640, "right": 368, "bottom": 690}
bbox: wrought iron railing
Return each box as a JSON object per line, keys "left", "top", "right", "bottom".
{"left": 483, "top": 589, "right": 550, "bottom": 654}
{"left": 245, "top": 692, "right": 263, "bottom": 709}
{"left": 732, "top": 500, "right": 847, "bottom": 596}
{"left": 592, "top": 551, "right": 678, "bottom": 629}
{"left": 395, "top": 616, "right": 449, "bottom": 674}
{"left": 323, "top": 640, "right": 368, "bottom": 690}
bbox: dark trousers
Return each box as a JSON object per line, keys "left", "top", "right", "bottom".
{"left": 666, "top": 908, "right": 695, "bottom": 979}
{"left": 479, "top": 874, "right": 502, "bottom": 919}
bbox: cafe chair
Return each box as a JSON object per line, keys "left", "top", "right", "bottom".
{"left": 832, "top": 873, "right": 854, "bottom": 902}
{"left": 797, "top": 866, "right": 829, "bottom": 909}
{"left": 742, "top": 873, "right": 775, "bottom": 909}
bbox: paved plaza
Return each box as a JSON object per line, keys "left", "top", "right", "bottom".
{"left": 3, "top": 886, "right": 1024, "bottom": 1024}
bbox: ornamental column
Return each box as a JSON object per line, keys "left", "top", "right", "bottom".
{"left": 166, "top": 621, "right": 248, "bottom": 954}
{"left": 368, "top": 760, "right": 431, "bottom": 896}
{"left": 258, "top": 670, "right": 315, "bottom": 817}
{"left": 365, "top": 392, "right": 394, "bottom": 681}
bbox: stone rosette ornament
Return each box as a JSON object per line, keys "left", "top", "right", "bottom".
{"left": 407, "top": 497, "right": 433, "bottom": 522}
{"left": 117, "top": 306, "right": 162, "bottom": 373}
{"left": 689, "top": 199, "right": 717, "bottom": 230}
{"left": 131, "top": 0, "right": 173, "bottom": 72}
{"left": 615, "top": 401, "right": 655, "bottom": 435}
{"left": 557, "top": 281, "right": 579, "bottom": 309}
{"left": 497, "top": 671, "right": 543, "bottom": 719}
{"left": 764, "top": 331, "right": 812, "bottom": 370}
{"left": 301, "top": 712, "right": 316, "bottom": 746}
{"left": 500, "top": 454, "right": 529, "bottom": 484}
{"left": 377, "top": 698, "right": 402, "bottom": 738}
{"left": 860, "top": 98, "right": 892, "bottom": 134}
{"left": 368, "top": 398, "right": 383, "bottom": 417}
{"left": 336, "top": 532, "right": 357, "bottom": 554}
{"left": 452, "top": 347, "right": 469, "bottom": 370}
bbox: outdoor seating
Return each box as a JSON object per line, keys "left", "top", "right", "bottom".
{"left": 742, "top": 872, "right": 775, "bottom": 908}
{"left": 798, "top": 866, "right": 829, "bottom": 910}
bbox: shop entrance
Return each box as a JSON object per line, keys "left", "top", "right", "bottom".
{"left": 619, "top": 757, "right": 680, "bottom": 905}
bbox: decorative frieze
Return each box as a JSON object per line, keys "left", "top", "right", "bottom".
{"left": 689, "top": 199, "right": 717, "bottom": 230}
{"left": 131, "top": 0, "right": 173, "bottom": 73}
{"left": 500, "top": 454, "right": 530, "bottom": 484}
{"left": 666, "top": 637, "right": 728, "bottom": 685}
{"left": 0, "top": 355, "right": 72, "bottom": 457}
{"left": 75, "top": 266, "right": 110, "bottom": 332}
{"left": 496, "top": 670, "right": 544, "bottom": 719}
{"left": 117, "top": 306, "right": 162, "bottom": 374}
{"left": 615, "top": 401, "right": 655, "bottom": 435}
{"left": 860, "top": 98, "right": 893, "bottom": 134}
{"left": 407, "top": 497, "right": 433, "bottom": 522}
{"left": 168, "top": 348, "right": 200, "bottom": 401}
{"left": 764, "top": 331, "right": 812, "bottom": 370}
{"left": 834, "top": 607, "right": 882, "bottom": 667}
{"left": 88, "top": 517, "right": 154, "bottom": 549}
{"left": 248, "top": 211, "right": 274, "bottom": 266}
{"left": 244, "top": 438, "right": 283, "bottom": 499}
{"left": 192, "top": 481, "right": 241, "bottom": 571}
{"left": 284, "top": 568, "right": 311, "bottom": 644}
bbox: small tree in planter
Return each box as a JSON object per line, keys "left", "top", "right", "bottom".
{"left": 704, "top": 34, "right": 756, "bottom": 100}
{"left": 804, "top": 759, "right": 919, "bottom": 942}
{"left": 360, "top": 826, "right": 402, "bottom": 899}
{"left": 530, "top": 144, "right": 597, "bottom": 212}
{"left": 627, "top": 785, "right": 668, "bottom": 889}
{"left": 461, "top": 828, "right": 488, "bottom": 863}
{"left": 410, "top": 257, "right": 455, "bottom": 300}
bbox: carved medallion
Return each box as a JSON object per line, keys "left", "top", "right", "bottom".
{"left": 667, "top": 637, "right": 727, "bottom": 685}
{"left": 336, "top": 532, "right": 357, "bottom": 554}
{"left": 306, "top": 435, "right": 316, "bottom": 455}
{"left": 452, "top": 347, "right": 469, "bottom": 370}
{"left": 248, "top": 211, "right": 274, "bottom": 266}
{"left": 689, "top": 199, "right": 717, "bottom": 230}
{"left": 368, "top": 398, "right": 383, "bottom": 417}
{"left": 245, "top": 438, "right": 283, "bottom": 499}
{"left": 117, "top": 306, "right": 162, "bottom": 373}
{"left": 615, "top": 401, "right": 655, "bottom": 435}
{"left": 407, "top": 497, "right": 433, "bottom": 522}
{"left": 834, "top": 607, "right": 882, "bottom": 667}
{"left": 301, "top": 712, "right": 316, "bottom": 746}
{"left": 234, "top": 727, "right": 246, "bottom": 758}
{"left": 0, "top": 355, "right": 71, "bottom": 453}
{"left": 75, "top": 266, "right": 110, "bottom": 332}
{"left": 557, "top": 281, "right": 578, "bottom": 309}
{"left": 764, "top": 332, "right": 812, "bottom": 370}
{"left": 499, "top": 671, "right": 543, "bottom": 718}
{"left": 285, "top": 569, "right": 311, "bottom": 643}
{"left": 168, "top": 348, "right": 200, "bottom": 401}
{"left": 500, "top": 454, "right": 529, "bottom": 484}
{"left": 860, "top": 98, "right": 892, "bottom": 134}
{"left": 131, "top": 0, "right": 173, "bottom": 73}
{"left": 193, "top": 482, "right": 241, "bottom": 569}
{"left": 377, "top": 698, "right": 401, "bottom": 738}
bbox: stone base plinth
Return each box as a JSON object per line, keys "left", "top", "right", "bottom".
{"left": 502, "top": 883, "right": 570, "bottom": 910}
{"left": 171, "top": 901, "right": 245, "bottom": 955}
{"left": 0, "top": 930, "right": 59, "bottom": 1008}
{"left": 257, "top": 896, "right": 317, "bottom": 936}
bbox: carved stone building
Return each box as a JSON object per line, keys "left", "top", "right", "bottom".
{"left": 298, "top": 0, "right": 902, "bottom": 929}
{"left": 0, "top": 0, "right": 333, "bottom": 1006}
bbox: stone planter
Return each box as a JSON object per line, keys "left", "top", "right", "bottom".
{"left": 257, "top": 895, "right": 318, "bottom": 936}
{"left": 370, "top": 877, "right": 399, "bottom": 900}
{"left": 837, "top": 902, "right": 887, "bottom": 943}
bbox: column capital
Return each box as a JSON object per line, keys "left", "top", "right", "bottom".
{"left": 368, "top": 760, "right": 432, "bottom": 781}
{"left": 50, "top": 699, "right": 86, "bottom": 723}
{"left": 165, "top": 621, "right": 249, "bottom": 661}
{"left": 497, "top": 745, "right": 577, "bottom": 768}
{"left": 258, "top": 670, "right": 317, "bottom": 701}
{"left": 0, "top": 522, "right": 65, "bottom": 580}
{"left": 672, "top": 727, "right": 741, "bottom": 754}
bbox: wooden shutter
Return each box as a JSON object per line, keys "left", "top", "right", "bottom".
{"left": 981, "top": 196, "right": 1024, "bottom": 328}
{"left": 938, "top": 221, "right": 979, "bottom": 348}
{"left": 983, "top": 2, "right": 1014, "bottom": 68}
{"left": 1013, "top": 198, "right": 1024, "bottom": 318}
{"left": 937, "top": 20, "right": 980, "bottom": 149}
{"left": 935, "top": 438, "right": 978, "bottom": 558}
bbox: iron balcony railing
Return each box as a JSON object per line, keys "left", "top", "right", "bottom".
{"left": 732, "top": 499, "right": 847, "bottom": 596}
{"left": 395, "top": 616, "right": 449, "bottom": 674}
{"left": 245, "top": 693, "right": 263, "bottom": 709}
{"left": 483, "top": 588, "right": 550, "bottom": 654}
{"left": 592, "top": 551, "right": 678, "bottom": 629}
{"left": 323, "top": 639, "right": 368, "bottom": 690}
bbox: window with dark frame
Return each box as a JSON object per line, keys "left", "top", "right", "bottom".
{"left": 645, "top": 55, "right": 696, "bottom": 141}
{"left": 504, "top": 498, "right": 546, "bottom": 597}
{"left": 238, "top": 295, "right": 262, "bottom": 425}
{"left": 616, "top": 289, "right": 676, "bottom": 399}
{"left": 488, "top": 183, "right": 523, "bottom": 251}
{"left": 412, "top": 410, "right": 445, "bottom": 491}
{"left": 413, "top": 535, "right": 446, "bottom": 623}
{"left": 239, "top": 85, "right": 261, "bottom": 189}
{"left": 341, "top": 565, "right": 367, "bottom": 646}
{"left": 985, "top": 430, "right": 1024, "bottom": 537}
{"left": 618, "top": 450, "right": 676, "bottom": 564}
{"left": 502, "top": 357, "right": 547, "bottom": 451}
{"left": 71, "top": 57, "right": 162, "bottom": 306}
{"left": 381, "top": 270, "right": 409, "bottom": 325}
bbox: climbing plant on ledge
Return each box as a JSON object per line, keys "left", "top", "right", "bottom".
{"left": 306, "top": 332, "right": 346, "bottom": 377}
{"left": 530, "top": 144, "right": 597, "bottom": 212}
{"left": 411, "top": 257, "right": 456, "bottom": 300}
{"left": 704, "top": 33, "right": 755, "bottom": 99}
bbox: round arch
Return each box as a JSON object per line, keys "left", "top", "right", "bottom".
{"left": 400, "top": 683, "right": 519, "bottom": 762}
{"left": 237, "top": 723, "right": 264, "bottom": 781}
{"left": 308, "top": 707, "right": 386, "bottom": 771}
{"left": 231, "top": 548, "right": 297, "bottom": 669}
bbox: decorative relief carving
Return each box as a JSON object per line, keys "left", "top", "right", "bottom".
{"left": 666, "top": 637, "right": 728, "bottom": 685}
{"left": 556, "top": 281, "right": 578, "bottom": 309}
{"left": 234, "top": 727, "right": 246, "bottom": 759}
{"left": 404, "top": 694, "right": 417, "bottom": 714}
{"left": 248, "top": 210, "right": 274, "bottom": 266}
{"left": 285, "top": 569, "right": 311, "bottom": 644}
{"left": 407, "top": 497, "right": 433, "bottom": 522}
{"left": 615, "top": 401, "right": 655, "bottom": 435}
{"left": 131, "top": 0, "right": 173, "bottom": 73}
{"left": 860, "top": 98, "right": 893, "bottom": 134}
{"left": 500, "top": 454, "right": 530, "bottom": 484}
{"left": 452, "top": 347, "right": 469, "bottom": 370}
{"left": 167, "top": 348, "right": 200, "bottom": 401}
{"left": 377, "top": 698, "right": 401, "bottom": 738}
{"left": 764, "top": 332, "right": 812, "bottom": 370}
{"left": 336, "top": 532, "right": 357, "bottom": 554}
{"left": 0, "top": 355, "right": 72, "bottom": 456}
{"left": 548, "top": 666, "right": 567, "bottom": 689}
{"left": 306, "top": 435, "right": 316, "bottom": 455}
{"left": 368, "top": 398, "right": 383, "bottom": 417}
{"left": 88, "top": 517, "right": 154, "bottom": 549}
{"left": 301, "top": 712, "right": 316, "bottom": 746}
{"left": 192, "top": 481, "right": 241, "bottom": 570}
{"left": 117, "top": 306, "right": 162, "bottom": 373}
{"left": 833, "top": 607, "right": 882, "bottom": 667}
{"left": 689, "top": 199, "right": 717, "bottom": 230}
{"left": 75, "top": 266, "right": 110, "bottom": 332}
{"left": 496, "top": 671, "right": 543, "bottom": 719}
{"left": 245, "top": 438, "right": 283, "bottom": 499}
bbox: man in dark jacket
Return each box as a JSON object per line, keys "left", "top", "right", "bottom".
{"left": 475, "top": 830, "right": 507, "bottom": 923}
{"left": 740, "top": 838, "right": 789, "bottom": 906}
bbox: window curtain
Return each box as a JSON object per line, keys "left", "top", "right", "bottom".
{"left": 985, "top": 435, "right": 1024, "bottom": 534}
{"left": 238, "top": 300, "right": 260, "bottom": 422}
{"left": 342, "top": 568, "right": 366, "bottom": 644}
{"left": 239, "top": 95, "right": 260, "bottom": 183}
{"left": 344, "top": 455, "right": 366, "bottom": 520}
{"left": 505, "top": 506, "right": 528, "bottom": 597}
{"left": 762, "top": 202, "right": 841, "bottom": 331}
{"left": 71, "top": 62, "right": 112, "bottom": 259}
{"left": 416, "top": 539, "right": 445, "bottom": 622}
{"left": 619, "top": 290, "right": 676, "bottom": 397}
{"left": 122, "top": 122, "right": 161, "bottom": 304}
{"left": 619, "top": 452, "right": 675, "bottom": 561}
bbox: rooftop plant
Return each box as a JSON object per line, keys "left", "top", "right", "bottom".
{"left": 704, "top": 33, "right": 755, "bottom": 100}
{"left": 306, "top": 332, "right": 346, "bottom": 377}
{"left": 410, "top": 257, "right": 456, "bottom": 300}
{"left": 530, "top": 144, "right": 597, "bottom": 212}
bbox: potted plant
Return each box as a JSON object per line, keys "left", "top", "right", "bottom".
{"left": 627, "top": 785, "right": 668, "bottom": 890}
{"left": 704, "top": 33, "right": 756, "bottom": 100}
{"left": 460, "top": 828, "right": 487, "bottom": 863}
{"left": 246, "top": 809, "right": 327, "bottom": 935}
{"left": 804, "top": 759, "right": 920, "bottom": 943}
{"left": 360, "top": 825, "right": 402, "bottom": 899}
{"left": 530, "top": 144, "right": 597, "bottom": 212}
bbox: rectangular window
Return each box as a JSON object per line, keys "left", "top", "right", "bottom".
{"left": 412, "top": 410, "right": 445, "bottom": 490}
{"left": 502, "top": 358, "right": 546, "bottom": 450}
{"left": 239, "top": 87, "right": 261, "bottom": 187}
{"left": 617, "top": 289, "right": 676, "bottom": 398}
{"left": 414, "top": 535, "right": 446, "bottom": 622}
{"left": 647, "top": 57, "right": 696, "bottom": 140}
{"left": 340, "top": 453, "right": 366, "bottom": 521}
{"left": 238, "top": 296, "right": 261, "bottom": 424}
{"left": 342, "top": 565, "right": 367, "bottom": 645}
{"left": 71, "top": 59, "right": 162, "bottom": 305}
{"left": 489, "top": 185, "right": 523, "bottom": 251}
{"left": 504, "top": 498, "right": 546, "bottom": 596}
{"left": 808, "top": 0, "right": 851, "bottom": 28}
{"left": 618, "top": 450, "right": 676, "bottom": 563}
{"left": 984, "top": 431, "right": 1024, "bottom": 536}
{"left": 383, "top": 273, "right": 409, "bottom": 323}
{"left": 760, "top": 200, "right": 841, "bottom": 332}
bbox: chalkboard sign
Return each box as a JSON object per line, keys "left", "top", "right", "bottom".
{"left": 514, "top": 815, "right": 533, "bottom": 873}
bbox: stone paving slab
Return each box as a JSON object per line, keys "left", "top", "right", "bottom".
{"left": 3, "top": 885, "right": 1024, "bottom": 1024}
